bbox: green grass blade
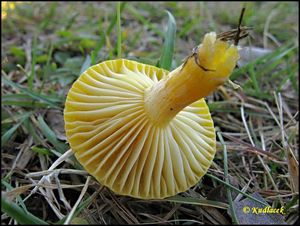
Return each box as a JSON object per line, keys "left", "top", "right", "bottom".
{"left": 2, "top": 100, "right": 50, "bottom": 108}
{"left": 249, "top": 45, "right": 297, "bottom": 85}
{"left": 106, "top": 2, "right": 126, "bottom": 35}
{"left": 2, "top": 93, "right": 58, "bottom": 108}
{"left": 1, "top": 122, "right": 22, "bottom": 147}
{"left": 217, "top": 132, "right": 239, "bottom": 224}
{"left": 28, "top": 34, "right": 37, "bottom": 90}
{"left": 117, "top": 2, "right": 122, "bottom": 58}
{"left": 80, "top": 55, "right": 91, "bottom": 74}
{"left": 31, "top": 146, "right": 52, "bottom": 156}
{"left": 166, "top": 196, "right": 228, "bottom": 209}
{"left": 39, "top": 42, "right": 54, "bottom": 93}
{"left": 178, "top": 18, "right": 197, "bottom": 38}
{"left": 39, "top": 2, "right": 57, "bottom": 30}
{"left": 125, "top": 5, "right": 163, "bottom": 37}
{"left": 231, "top": 43, "right": 296, "bottom": 80}
{"left": 278, "top": 62, "right": 298, "bottom": 93}
{"left": 1, "top": 112, "right": 31, "bottom": 147}
{"left": 158, "top": 10, "right": 176, "bottom": 70}
{"left": 37, "top": 115, "right": 68, "bottom": 153}
{"left": 1, "top": 180, "right": 28, "bottom": 213}
{"left": 1, "top": 93, "right": 30, "bottom": 101}
{"left": 248, "top": 64, "right": 260, "bottom": 94}
{"left": 206, "top": 173, "right": 268, "bottom": 207}
{"left": 1, "top": 195, "right": 48, "bottom": 225}
{"left": 91, "top": 2, "right": 126, "bottom": 65}
{"left": 1, "top": 75, "right": 61, "bottom": 109}
{"left": 56, "top": 191, "right": 97, "bottom": 224}
{"left": 21, "top": 118, "right": 47, "bottom": 148}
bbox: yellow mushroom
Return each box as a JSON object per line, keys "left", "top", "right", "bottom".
{"left": 64, "top": 32, "right": 239, "bottom": 199}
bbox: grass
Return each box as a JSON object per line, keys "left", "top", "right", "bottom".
{"left": 217, "top": 131, "right": 239, "bottom": 224}
{"left": 158, "top": 10, "right": 176, "bottom": 70}
{"left": 1, "top": 1, "right": 299, "bottom": 225}
{"left": 2, "top": 195, "right": 48, "bottom": 225}
{"left": 117, "top": 2, "right": 122, "bottom": 59}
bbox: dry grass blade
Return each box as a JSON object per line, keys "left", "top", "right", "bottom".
{"left": 275, "top": 92, "right": 299, "bottom": 192}
{"left": 164, "top": 196, "right": 229, "bottom": 209}
{"left": 196, "top": 204, "right": 230, "bottom": 224}
{"left": 23, "top": 149, "right": 73, "bottom": 203}
{"left": 64, "top": 176, "right": 91, "bottom": 225}
{"left": 54, "top": 173, "right": 72, "bottom": 211}
{"left": 217, "top": 131, "right": 239, "bottom": 224}
{"left": 162, "top": 203, "right": 181, "bottom": 221}
{"left": 25, "top": 169, "right": 88, "bottom": 178}
{"left": 217, "top": 6, "right": 251, "bottom": 46}
{"left": 222, "top": 133, "right": 284, "bottom": 163}
{"left": 217, "top": 27, "right": 252, "bottom": 42}
{"left": 136, "top": 218, "right": 204, "bottom": 225}
{"left": 109, "top": 192, "right": 140, "bottom": 224}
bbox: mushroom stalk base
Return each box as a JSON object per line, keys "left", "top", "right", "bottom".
{"left": 144, "top": 33, "right": 239, "bottom": 127}
{"left": 144, "top": 56, "right": 221, "bottom": 127}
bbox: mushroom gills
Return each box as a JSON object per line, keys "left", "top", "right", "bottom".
{"left": 64, "top": 59, "right": 216, "bottom": 199}
{"left": 64, "top": 32, "right": 239, "bottom": 199}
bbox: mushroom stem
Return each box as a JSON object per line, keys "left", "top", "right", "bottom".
{"left": 144, "top": 32, "right": 239, "bottom": 127}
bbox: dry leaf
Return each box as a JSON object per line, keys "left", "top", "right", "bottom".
{"left": 2, "top": 185, "right": 33, "bottom": 202}
{"left": 285, "top": 147, "right": 299, "bottom": 192}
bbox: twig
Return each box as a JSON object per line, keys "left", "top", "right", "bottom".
{"left": 234, "top": 7, "right": 246, "bottom": 46}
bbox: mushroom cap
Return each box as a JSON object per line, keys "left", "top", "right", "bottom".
{"left": 64, "top": 59, "right": 216, "bottom": 199}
